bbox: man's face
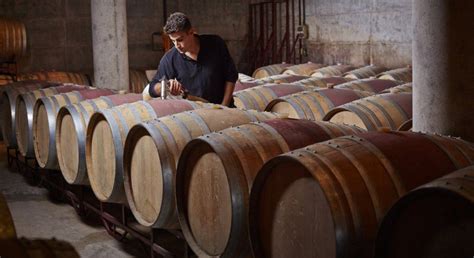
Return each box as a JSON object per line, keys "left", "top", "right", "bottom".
{"left": 168, "top": 29, "right": 194, "bottom": 53}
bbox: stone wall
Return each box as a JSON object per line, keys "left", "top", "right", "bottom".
{"left": 1, "top": 0, "right": 413, "bottom": 76}
{"left": 304, "top": 0, "right": 412, "bottom": 68}
{"left": 0, "top": 0, "right": 166, "bottom": 76}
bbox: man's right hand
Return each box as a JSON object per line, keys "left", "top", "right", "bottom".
{"left": 168, "top": 79, "right": 184, "bottom": 95}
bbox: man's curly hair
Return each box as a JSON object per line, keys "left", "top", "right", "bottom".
{"left": 163, "top": 12, "right": 191, "bottom": 34}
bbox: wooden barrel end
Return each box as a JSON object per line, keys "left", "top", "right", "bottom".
{"left": 249, "top": 156, "right": 337, "bottom": 258}
{"left": 86, "top": 111, "right": 119, "bottom": 202}
{"left": 176, "top": 139, "right": 233, "bottom": 257}
{"left": 124, "top": 123, "right": 164, "bottom": 228}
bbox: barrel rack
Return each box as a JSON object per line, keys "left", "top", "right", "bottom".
{"left": 6, "top": 146, "right": 193, "bottom": 258}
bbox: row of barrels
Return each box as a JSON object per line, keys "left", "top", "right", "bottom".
{"left": 2, "top": 81, "right": 473, "bottom": 258}
{"left": 0, "top": 70, "right": 150, "bottom": 94}
{"left": 248, "top": 62, "right": 412, "bottom": 82}
{"left": 235, "top": 64, "right": 411, "bottom": 93}
{"left": 0, "top": 193, "right": 80, "bottom": 257}
{"left": 0, "top": 70, "right": 149, "bottom": 144}
{"left": 234, "top": 77, "right": 413, "bottom": 132}
{"left": 55, "top": 106, "right": 474, "bottom": 258}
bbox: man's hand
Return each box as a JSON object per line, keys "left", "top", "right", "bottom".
{"left": 169, "top": 79, "right": 184, "bottom": 95}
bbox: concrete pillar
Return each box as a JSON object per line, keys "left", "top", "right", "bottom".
{"left": 91, "top": 0, "right": 129, "bottom": 91}
{"left": 413, "top": 1, "right": 474, "bottom": 142}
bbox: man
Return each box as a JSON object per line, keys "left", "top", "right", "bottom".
{"left": 149, "top": 12, "right": 238, "bottom": 106}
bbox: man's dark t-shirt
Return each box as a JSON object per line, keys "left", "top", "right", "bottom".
{"left": 149, "top": 34, "right": 238, "bottom": 104}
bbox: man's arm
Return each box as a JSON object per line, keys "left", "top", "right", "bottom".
{"left": 216, "top": 36, "right": 237, "bottom": 106}
{"left": 221, "top": 81, "right": 235, "bottom": 107}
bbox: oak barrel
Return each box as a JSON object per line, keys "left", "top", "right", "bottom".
{"left": 234, "top": 81, "right": 264, "bottom": 92}
{"left": 15, "top": 85, "right": 92, "bottom": 157}
{"left": 334, "top": 78, "right": 404, "bottom": 93}
{"left": 175, "top": 119, "right": 364, "bottom": 257}
{"left": 310, "top": 65, "right": 355, "bottom": 78}
{"left": 249, "top": 131, "right": 474, "bottom": 258}
{"left": 238, "top": 73, "right": 255, "bottom": 82}
{"left": 252, "top": 63, "right": 292, "bottom": 79}
{"left": 233, "top": 83, "right": 313, "bottom": 111}
{"left": 122, "top": 108, "right": 281, "bottom": 228}
{"left": 282, "top": 62, "right": 325, "bottom": 76}
{"left": 265, "top": 88, "right": 373, "bottom": 120}
{"left": 377, "top": 67, "right": 412, "bottom": 82}
{"left": 255, "top": 74, "right": 308, "bottom": 84}
{"left": 86, "top": 99, "right": 212, "bottom": 203}
{"left": 291, "top": 76, "right": 353, "bottom": 88}
{"left": 343, "top": 65, "right": 387, "bottom": 79}
{"left": 1, "top": 81, "right": 60, "bottom": 147}
{"left": 375, "top": 165, "right": 474, "bottom": 258}
{"left": 380, "top": 82, "right": 412, "bottom": 94}
{"left": 397, "top": 119, "right": 412, "bottom": 131}
{"left": 33, "top": 88, "right": 118, "bottom": 169}
{"left": 323, "top": 93, "right": 413, "bottom": 131}
{"left": 129, "top": 69, "right": 149, "bottom": 93}
{"left": 0, "top": 74, "right": 14, "bottom": 86}
{"left": 234, "top": 74, "right": 308, "bottom": 92}
{"left": 0, "top": 18, "right": 27, "bottom": 61}
{"left": 56, "top": 93, "right": 143, "bottom": 185}
{"left": 18, "top": 71, "right": 92, "bottom": 86}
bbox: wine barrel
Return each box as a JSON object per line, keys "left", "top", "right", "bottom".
{"left": 0, "top": 81, "right": 60, "bottom": 147}
{"left": 0, "top": 18, "right": 27, "bottom": 62}
{"left": 175, "top": 119, "right": 365, "bottom": 257}
{"left": 377, "top": 67, "right": 412, "bottom": 82}
{"left": 265, "top": 88, "right": 373, "bottom": 120}
{"left": 282, "top": 62, "right": 325, "bottom": 76}
{"left": 234, "top": 80, "right": 265, "bottom": 92}
{"left": 252, "top": 63, "right": 292, "bottom": 79}
{"left": 18, "top": 71, "right": 92, "bottom": 86}
{"left": 381, "top": 83, "right": 413, "bottom": 94}
{"left": 291, "top": 76, "right": 353, "bottom": 88}
{"left": 234, "top": 74, "right": 309, "bottom": 92}
{"left": 0, "top": 193, "right": 16, "bottom": 239}
{"left": 129, "top": 69, "right": 149, "bottom": 93}
{"left": 33, "top": 89, "right": 117, "bottom": 169}
{"left": 238, "top": 73, "right": 254, "bottom": 82}
{"left": 0, "top": 238, "right": 80, "bottom": 258}
{"left": 122, "top": 108, "right": 282, "bottom": 229}
{"left": 375, "top": 165, "right": 474, "bottom": 258}
{"left": 234, "top": 73, "right": 256, "bottom": 92}
{"left": 233, "top": 83, "right": 313, "bottom": 111}
{"left": 310, "top": 65, "right": 355, "bottom": 78}
{"left": 85, "top": 99, "right": 212, "bottom": 203}
{"left": 249, "top": 131, "right": 474, "bottom": 258}
{"left": 343, "top": 65, "right": 387, "bottom": 79}
{"left": 255, "top": 74, "right": 309, "bottom": 84}
{"left": 0, "top": 74, "right": 14, "bottom": 86}
{"left": 15, "top": 85, "right": 92, "bottom": 157}
{"left": 323, "top": 93, "right": 413, "bottom": 131}
{"left": 334, "top": 78, "right": 404, "bottom": 93}
{"left": 397, "top": 119, "right": 412, "bottom": 131}
{"left": 56, "top": 94, "right": 143, "bottom": 185}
